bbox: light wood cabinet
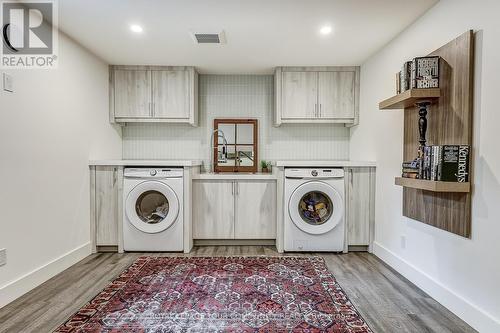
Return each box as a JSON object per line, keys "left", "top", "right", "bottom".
{"left": 113, "top": 70, "right": 151, "bottom": 118}
{"left": 152, "top": 70, "right": 190, "bottom": 119}
{"left": 90, "top": 166, "right": 123, "bottom": 252}
{"left": 318, "top": 71, "right": 355, "bottom": 119}
{"left": 281, "top": 71, "right": 318, "bottom": 119}
{"left": 274, "top": 66, "right": 359, "bottom": 126}
{"left": 110, "top": 65, "right": 198, "bottom": 126}
{"left": 192, "top": 180, "right": 277, "bottom": 239}
{"left": 345, "top": 167, "right": 376, "bottom": 251}
{"left": 192, "top": 181, "right": 234, "bottom": 239}
{"left": 235, "top": 181, "right": 276, "bottom": 239}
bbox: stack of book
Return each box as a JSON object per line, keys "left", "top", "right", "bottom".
{"left": 402, "top": 160, "right": 420, "bottom": 179}
{"left": 402, "top": 145, "right": 470, "bottom": 182}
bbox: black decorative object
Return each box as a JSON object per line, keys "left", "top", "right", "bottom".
{"left": 416, "top": 100, "right": 431, "bottom": 148}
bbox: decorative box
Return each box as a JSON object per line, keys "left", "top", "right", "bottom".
{"left": 411, "top": 56, "right": 440, "bottom": 89}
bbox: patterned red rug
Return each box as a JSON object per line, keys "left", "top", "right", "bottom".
{"left": 55, "top": 256, "right": 372, "bottom": 332}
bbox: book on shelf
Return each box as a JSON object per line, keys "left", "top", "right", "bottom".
{"left": 402, "top": 160, "right": 420, "bottom": 169}
{"left": 441, "top": 145, "right": 470, "bottom": 182}
{"left": 401, "top": 159, "right": 420, "bottom": 179}
{"left": 402, "top": 172, "right": 419, "bottom": 179}
{"left": 402, "top": 145, "right": 470, "bottom": 182}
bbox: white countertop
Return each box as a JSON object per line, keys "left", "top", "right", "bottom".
{"left": 275, "top": 160, "right": 376, "bottom": 167}
{"left": 193, "top": 172, "right": 277, "bottom": 180}
{"left": 89, "top": 160, "right": 202, "bottom": 167}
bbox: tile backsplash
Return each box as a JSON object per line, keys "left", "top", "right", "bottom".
{"left": 122, "top": 75, "right": 350, "bottom": 170}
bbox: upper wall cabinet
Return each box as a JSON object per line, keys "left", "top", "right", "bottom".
{"left": 274, "top": 66, "right": 360, "bottom": 126}
{"left": 109, "top": 65, "right": 198, "bottom": 126}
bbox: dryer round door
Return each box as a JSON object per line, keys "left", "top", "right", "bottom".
{"left": 288, "top": 181, "right": 343, "bottom": 235}
{"left": 125, "top": 181, "right": 180, "bottom": 234}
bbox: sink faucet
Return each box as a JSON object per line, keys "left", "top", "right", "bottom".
{"left": 209, "top": 129, "right": 228, "bottom": 172}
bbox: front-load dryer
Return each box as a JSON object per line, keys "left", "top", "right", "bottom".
{"left": 123, "top": 167, "right": 183, "bottom": 251}
{"left": 284, "top": 168, "right": 345, "bottom": 252}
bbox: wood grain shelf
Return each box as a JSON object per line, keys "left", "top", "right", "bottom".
{"left": 395, "top": 177, "right": 470, "bottom": 193}
{"left": 379, "top": 88, "right": 441, "bottom": 110}
{"left": 380, "top": 31, "right": 473, "bottom": 238}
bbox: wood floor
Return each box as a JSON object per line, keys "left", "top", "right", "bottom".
{"left": 0, "top": 246, "right": 476, "bottom": 333}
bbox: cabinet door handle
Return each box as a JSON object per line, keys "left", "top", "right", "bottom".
{"left": 319, "top": 104, "right": 322, "bottom": 118}
{"left": 236, "top": 182, "right": 239, "bottom": 195}
{"left": 231, "top": 181, "right": 234, "bottom": 195}
{"left": 113, "top": 167, "right": 117, "bottom": 186}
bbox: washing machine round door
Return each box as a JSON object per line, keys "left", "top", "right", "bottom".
{"left": 288, "top": 181, "right": 343, "bottom": 235}
{"left": 125, "top": 181, "right": 179, "bottom": 234}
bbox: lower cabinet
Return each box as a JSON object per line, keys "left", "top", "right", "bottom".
{"left": 90, "top": 166, "right": 123, "bottom": 252}
{"left": 192, "top": 181, "right": 234, "bottom": 239}
{"left": 193, "top": 180, "right": 277, "bottom": 239}
{"left": 345, "top": 167, "right": 376, "bottom": 250}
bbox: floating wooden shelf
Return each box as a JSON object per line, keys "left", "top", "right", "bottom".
{"left": 379, "top": 88, "right": 441, "bottom": 110}
{"left": 379, "top": 31, "right": 473, "bottom": 238}
{"left": 395, "top": 177, "right": 470, "bottom": 193}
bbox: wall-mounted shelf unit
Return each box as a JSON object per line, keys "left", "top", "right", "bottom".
{"left": 381, "top": 31, "right": 474, "bottom": 238}
{"left": 395, "top": 177, "right": 470, "bottom": 193}
{"left": 379, "top": 88, "right": 441, "bottom": 110}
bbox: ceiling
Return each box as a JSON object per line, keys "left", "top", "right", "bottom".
{"left": 58, "top": 0, "right": 438, "bottom": 74}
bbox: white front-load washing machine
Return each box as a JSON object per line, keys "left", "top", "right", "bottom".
{"left": 123, "top": 167, "right": 183, "bottom": 251}
{"left": 284, "top": 168, "right": 345, "bottom": 252}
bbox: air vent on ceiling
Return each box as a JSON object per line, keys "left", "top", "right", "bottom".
{"left": 191, "top": 30, "right": 226, "bottom": 44}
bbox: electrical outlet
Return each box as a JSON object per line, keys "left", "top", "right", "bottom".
{"left": 3, "top": 73, "right": 13, "bottom": 92}
{"left": 400, "top": 235, "right": 407, "bottom": 249}
{"left": 0, "top": 248, "right": 6, "bottom": 266}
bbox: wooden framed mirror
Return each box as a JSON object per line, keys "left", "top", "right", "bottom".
{"left": 213, "top": 119, "right": 258, "bottom": 173}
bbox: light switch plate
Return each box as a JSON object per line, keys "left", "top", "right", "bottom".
{"left": 3, "top": 73, "right": 13, "bottom": 92}
{"left": 0, "top": 248, "right": 6, "bottom": 266}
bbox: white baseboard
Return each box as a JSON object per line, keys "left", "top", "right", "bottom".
{"left": 0, "top": 242, "right": 91, "bottom": 308}
{"left": 373, "top": 242, "right": 500, "bottom": 333}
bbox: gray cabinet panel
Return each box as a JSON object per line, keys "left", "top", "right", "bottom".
{"left": 113, "top": 69, "right": 151, "bottom": 118}
{"left": 95, "top": 166, "right": 120, "bottom": 246}
{"left": 346, "top": 167, "right": 375, "bottom": 247}
{"left": 193, "top": 181, "right": 234, "bottom": 239}
{"left": 282, "top": 71, "right": 318, "bottom": 119}
{"left": 235, "top": 181, "right": 276, "bottom": 239}
{"left": 152, "top": 70, "right": 190, "bottom": 119}
{"left": 318, "top": 71, "right": 355, "bottom": 119}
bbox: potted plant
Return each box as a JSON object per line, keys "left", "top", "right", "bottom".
{"left": 261, "top": 160, "right": 271, "bottom": 173}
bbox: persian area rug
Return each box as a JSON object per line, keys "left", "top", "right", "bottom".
{"left": 55, "top": 256, "right": 372, "bottom": 333}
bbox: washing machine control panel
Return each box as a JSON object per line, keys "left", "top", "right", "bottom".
{"left": 285, "top": 168, "right": 344, "bottom": 179}
{"left": 124, "top": 168, "right": 184, "bottom": 179}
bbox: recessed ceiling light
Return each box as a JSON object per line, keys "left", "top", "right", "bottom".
{"left": 130, "top": 24, "right": 143, "bottom": 33}
{"left": 320, "top": 25, "right": 332, "bottom": 35}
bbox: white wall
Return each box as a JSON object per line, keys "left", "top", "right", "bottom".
{"left": 0, "top": 33, "right": 122, "bottom": 307}
{"left": 351, "top": 0, "right": 500, "bottom": 331}
{"left": 123, "top": 75, "right": 350, "bottom": 167}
